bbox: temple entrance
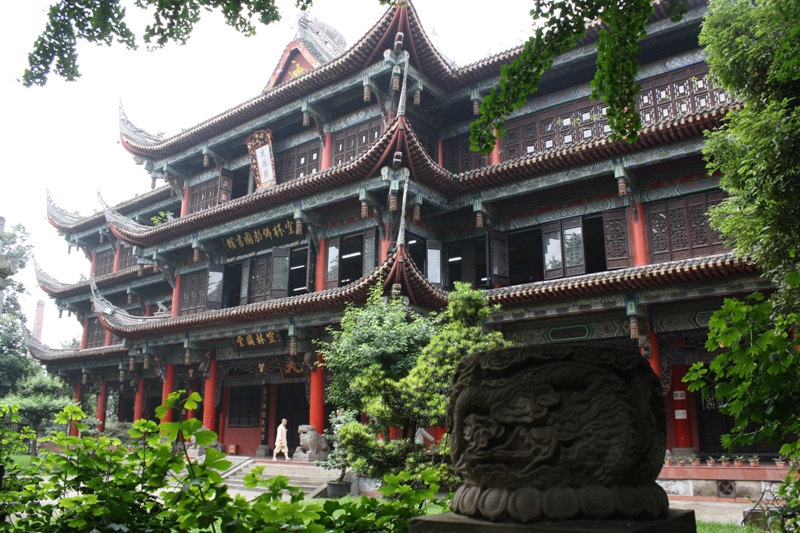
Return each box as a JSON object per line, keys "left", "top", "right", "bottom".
{"left": 275, "top": 382, "right": 308, "bottom": 452}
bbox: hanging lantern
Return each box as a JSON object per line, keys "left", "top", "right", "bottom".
{"left": 295, "top": 218, "right": 303, "bottom": 236}
{"left": 137, "top": 265, "right": 144, "bottom": 277}
{"left": 389, "top": 193, "right": 398, "bottom": 212}
{"left": 143, "top": 353, "right": 150, "bottom": 370}
{"left": 361, "top": 201, "right": 369, "bottom": 219}
{"left": 476, "top": 212, "right": 484, "bottom": 229}
{"left": 82, "top": 372, "right": 88, "bottom": 385}
{"left": 184, "top": 348, "right": 192, "bottom": 366}
{"left": 413, "top": 204, "right": 421, "bottom": 222}
{"left": 68, "top": 310, "right": 72, "bottom": 318}
{"left": 413, "top": 89, "right": 421, "bottom": 106}
{"left": 99, "top": 233, "right": 104, "bottom": 244}
{"left": 363, "top": 84, "right": 371, "bottom": 102}
{"left": 630, "top": 316, "right": 640, "bottom": 339}
{"left": 303, "top": 110, "right": 311, "bottom": 127}
{"left": 153, "top": 260, "right": 160, "bottom": 273}
{"left": 59, "top": 309, "right": 63, "bottom": 319}
{"left": 68, "top": 245, "right": 72, "bottom": 255}
{"left": 119, "top": 370, "right": 125, "bottom": 383}
{"left": 193, "top": 248, "right": 201, "bottom": 262}
{"left": 473, "top": 99, "right": 481, "bottom": 116}
{"left": 618, "top": 178, "right": 628, "bottom": 197}
{"left": 129, "top": 356, "right": 136, "bottom": 372}
{"left": 127, "top": 293, "right": 133, "bottom": 304}
{"left": 203, "top": 153, "right": 210, "bottom": 168}
{"left": 289, "top": 336, "right": 298, "bottom": 357}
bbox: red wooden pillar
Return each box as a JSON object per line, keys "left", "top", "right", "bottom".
{"left": 160, "top": 364, "right": 175, "bottom": 422}
{"left": 629, "top": 202, "right": 648, "bottom": 267}
{"left": 112, "top": 245, "right": 121, "bottom": 273}
{"left": 671, "top": 364, "right": 694, "bottom": 451}
{"left": 186, "top": 381, "right": 198, "bottom": 420}
{"left": 380, "top": 230, "right": 391, "bottom": 262}
{"left": 96, "top": 380, "right": 108, "bottom": 432}
{"left": 133, "top": 377, "right": 145, "bottom": 421}
{"left": 180, "top": 186, "right": 190, "bottom": 217}
{"left": 70, "top": 382, "right": 82, "bottom": 436}
{"left": 171, "top": 274, "right": 181, "bottom": 318}
{"left": 648, "top": 331, "right": 661, "bottom": 377}
{"left": 321, "top": 132, "right": 333, "bottom": 170}
{"left": 80, "top": 318, "right": 89, "bottom": 349}
{"left": 104, "top": 329, "right": 112, "bottom": 347}
{"left": 90, "top": 252, "right": 97, "bottom": 276}
{"left": 202, "top": 360, "right": 218, "bottom": 432}
{"left": 309, "top": 353, "right": 325, "bottom": 433}
{"left": 437, "top": 140, "right": 444, "bottom": 167}
{"left": 144, "top": 304, "right": 151, "bottom": 317}
{"left": 490, "top": 129, "right": 501, "bottom": 166}
{"left": 315, "top": 238, "right": 327, "bottom": 292}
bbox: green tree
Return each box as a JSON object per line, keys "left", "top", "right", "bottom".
{"left": 400, "top": 282, "right": 509, "bottom": 428}
{"left": 701, "top": 0, "right": 800, "bottom": 309}
{"left": 5, "top": 374, "right": 73, "bottom": 455}
{"left": 1, "top": 223, "right": 33, "bottom": 321}
{"left": 23, "top": 0, "right": 313, "bottom": 87}
{"left": 471, "top": 0, "right": 690, "bottom": 152}
{"left": 0, "top": 315, "right": 40, "bottom": 398}
{"left": 318, "top": 283, "right": 434, "bottom": 425}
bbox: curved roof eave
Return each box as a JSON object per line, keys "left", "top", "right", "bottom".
{"left": 25, "top": 331, "right": 127, "bottom": 362}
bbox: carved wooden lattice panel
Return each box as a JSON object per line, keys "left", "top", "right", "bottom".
{"left": 94, "top": 249, "right": 115, "bottom": 277}
{"left": 490, "top": 231, "right": 509, "bottom": 287}
{"left": 228, "top": 385, "right": 261, "bottom": 427}
{"left": 443, "top": 133, "right": 487, "bottom": 173}
{"left": 249, "top": 254, "right": 273, "bottom": 303}
{"left": 274, "top": 140, "right": 321, "bottom": 183}
{"left": 270, "top": 249, "right": 290, "bottom": 299}
{"left": 406, "top": 114, "right": 439, "bottom": 162}
{"left": 602, "top": 209, "right": 632, "bottom": 269}
{"left": 333, "top": 117, "right": 384, "bottom": 166}
{"left": 188, "top": 177, "right": 221, "bottom": 215}
{"left": 460, "top": 241, "right": 476, "bottom": 287}
{"left": 646, "top": 191, "right": 728, "bottom": 263}
{"left": 305, "top": 244, "right": 316, "bottom": 293}
{"left": 118, "top": 246, "right": 137, "bottom": 270}
{"left": 85, "top": 318, "right": 107, "bottom": 348}
{"left": 179, "top": 271, "right": 208, "bottom": 316}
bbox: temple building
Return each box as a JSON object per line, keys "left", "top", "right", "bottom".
{"left": 28, "top": 0, "right": 774, "bottom": 458}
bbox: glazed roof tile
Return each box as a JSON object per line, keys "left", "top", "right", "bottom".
{"left": 25, "top": 331, "right": 127, "bottom": 362}
{"left": 107, "top": 102, "right": 735, "bottom": 247}
{"left": 35, "top": 259, "right": 156, "bottom": 298}
{"left": 92, "top": 246, "right": 448, "bottom": 339}
{"left": 120, "top": 0, "right": 704, "bottom": 159}
{"left": 46, "top": 185, "right": 173, "bottom": 233}
{"left": 485, "top": 253, "right": 758, "bottom": 306}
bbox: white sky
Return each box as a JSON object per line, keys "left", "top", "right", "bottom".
{"left": 0, "top": 0, "right": 534, "bottom": 347}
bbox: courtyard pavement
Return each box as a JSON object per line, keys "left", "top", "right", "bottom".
{"left": 669, "top": 499, "right": 755, "bottom": 524}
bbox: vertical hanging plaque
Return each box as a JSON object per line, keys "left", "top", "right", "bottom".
{"left": 247, "top": 130, "right": 276, "bottom": 189}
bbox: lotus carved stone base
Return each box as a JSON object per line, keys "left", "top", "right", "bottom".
{"left": 447, "top": 345, "right": 670, "bottom": 524}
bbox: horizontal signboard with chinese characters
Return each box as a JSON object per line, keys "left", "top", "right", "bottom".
{"left": 222, "top": 218, "right": 300, "bottom": 257}
{"left": 230, "top": 331, "right": 285, "bottom": 352}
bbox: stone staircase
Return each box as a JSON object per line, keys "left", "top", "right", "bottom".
{"left": 223, "top": 459, "right": 334, "bottom": 495}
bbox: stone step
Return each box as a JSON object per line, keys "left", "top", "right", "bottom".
{"left": 221, "top": 457, "right": 333, "bottom": 494}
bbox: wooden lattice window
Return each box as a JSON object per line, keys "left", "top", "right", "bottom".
{"left": 248, "top": 254, "right": 273, "bottom": 303}
{"left": 332, "top": 117, "right": 384, "bottom": 166}
{"left": 228, "top": 385, "right": 261, "bottom": 427}
{"left": 501, "top": 114, "right": 539, "bottom": 161}
{"left": 118, "top": 246, "right": 137, "bottom": 270}
{"left": 406, "top": 114, "right": 438, "bottom": 162}
{"left": 274, "top": 140, "right": 321, "bottom": 183}
{"left": 443, "top": 133, "right": 487, "bottom": 173}
{"left": 602, "top": 209, "right": 633, "bottom": 269}
{"left": 93, "top": 249, "right": 115, "bottom": 277}
{"left": 179, "top": 271, "right": 208, "bottom": 316}
{"left": 85, "top": 318, "right": 107, "bottom": 348}
{"left": 646, "top": 191, "right": 727, "bottom": 263}
{"left": 189, "top": 177, "right": 220, "bottom": 214}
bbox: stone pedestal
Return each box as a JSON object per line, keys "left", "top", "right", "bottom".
{"left": 292, "top": 450, "right": 329, "bottom": 462}
{"left": 409, "top": 510, "right": 697, "bottom": 533}
{"left": 256, "top": 445, "right": 270, "bottom": 457}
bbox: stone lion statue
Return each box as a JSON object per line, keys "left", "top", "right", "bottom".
{"left": 292, "top": 424, "right": 329, "bottom": 461}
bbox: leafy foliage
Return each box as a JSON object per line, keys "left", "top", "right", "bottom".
{"left": 0, "top": 394, "right": 449, "bottom": 532}
{"left": 23, "top": 0, "right": 313, "bottom": 87}
{"left": 401, "top": 282, "right": 508, "bottom": 427}
{"left": 0, "top": 315, "right": 40, "bottom": 399}
{"left": 318, "top": 283, "right": 434, "bottom": 419}
{"left": 701, "top": 0, "right": 800, "bottom": 310}
{"left": 471, "top": 0, "right": 690, "bottom": 153}
{"left": 317, "top": 409, "right": 357, "bottom": 482}
{"left": 4, "top": 374, "right": 72, "bottom": 455}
